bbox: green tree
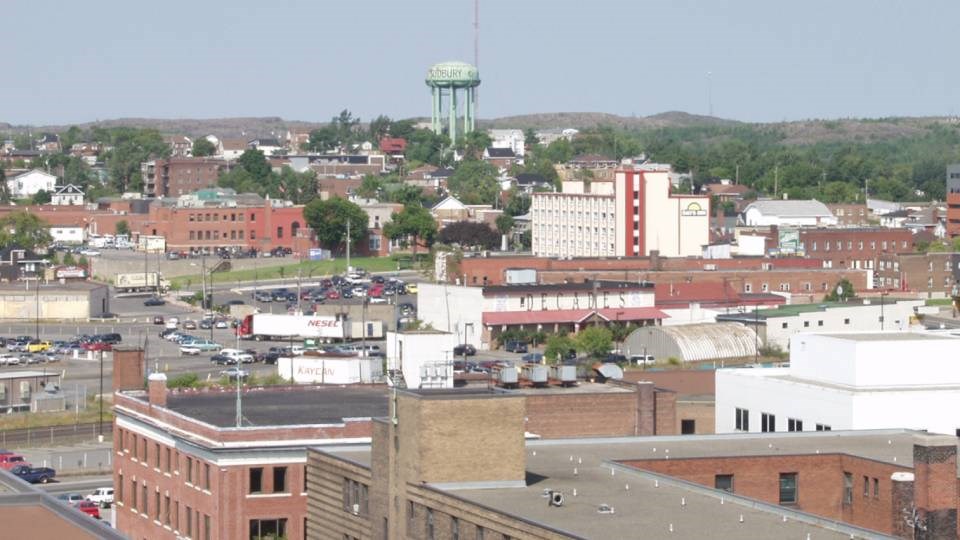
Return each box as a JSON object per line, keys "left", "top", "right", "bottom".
{"left": 305, "top": 125, "right": 338, "bottom": 153}
{"left": 101, "top": 127, "right": 169, "bottom": 192}
{"left": 495, "top": 214, "right": 514, "bottom": 236}
{"left": 302, "top": 197, "right": 368, "bottom": 253}
{"left": 192, "top": 138, "right": 216, "bottom": 157}
{"left": 62, "top": 251, "right": 76, "bottom": 266}
{"left": 383, "top": 205, "right": 437, "bottom": 257}
{"left": 0, "top": 167, "right": 8, "bottom": 203}
{"left": 447, "top": 159, "right": 498, "bottom": 205}
{"left": 31, "top": 190, "right": 51, "bottom": 205}
{"left": 575, "top": 326, "right": 613, "bottom": 358}
{"left": 437, "top": 221, "right": 499, "bottom": 250}
{"left": 544, "top": 334, "right": 576, "bottom": 364}
{"left": 357, "top": 175, "right": 384, "bottom": 199}
{"left": 115, "top": 220, "right": 130, "bottom": 236}
{"left": 524, "top": 128, "right": 539, "bottom": 148}
{"left": 368, "top": 115, "right": 393, "bottom": 142}
{"left": 0, "top": 212, "right": 52, "bottom": 251}
{"left": 405, "top": 128, "right": 449, "bottom": 166}
{"left": 237, "top": 149, "right": 271, "bottom": 181}
{"left": 504, "top": 190, "right": 531, "bottom": 216}
{"left": 824, "top": 278, "right": 857, "bottom": 302}
{"left": 459, "top": 130, "right": 492, "bottom": 159}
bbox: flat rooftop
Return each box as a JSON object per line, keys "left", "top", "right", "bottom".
{"left": 165, "top": 386, "right": 389, "bottom": 427}
{"left": 816, "top": 332, "right": 947, "bottom": 342}
{"left": 324, "top": 430, "right": 931, "bottom": 539}
{"left": 0, "top": 371, "right": 58, "bottom": 380}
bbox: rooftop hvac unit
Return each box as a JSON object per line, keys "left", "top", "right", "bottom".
{"left": 522, "top": 364, "right": 549, "bottom": 386}
{"left": 550, "top": 365, "right": 577, "bottom": 386}
{"left": 496, "top": 366, "right": 519, "bottom": 386}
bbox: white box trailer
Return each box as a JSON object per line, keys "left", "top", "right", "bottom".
{"left": 277, "top": 355, "right": 382, "bottom": 384}
{"left": 115, "top": 272, "right": 169, "bottom": 293}
{"left": 239, "top": 314, "right": 384, "bottom": 341}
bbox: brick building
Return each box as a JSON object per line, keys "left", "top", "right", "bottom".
{"left": 142, "top": 157, "right": 230, "bottom": 198}
{"left": 877, "top": 251, "right": 960, "bottom": 294}
{"left": 826, "top": 203, "right": 871, "bottom": 227}
{"left": 307, "top": 389, "right": 901, "bottom": 539}
{"left": 947, "top": 163, "right": 960, "bottom": 237}
{"left": 112, "top": 380, "right": 388, "bottom": 540}
{"left": 798, "top": 227, "right": 914, "bottom": 274}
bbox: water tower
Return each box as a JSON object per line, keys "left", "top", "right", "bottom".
{"left": 426, "top": 61, "right": 480, "bottom": 146}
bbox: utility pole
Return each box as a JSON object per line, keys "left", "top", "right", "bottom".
{"left": 346, "top": 219, "right": 351, "bottom": 273}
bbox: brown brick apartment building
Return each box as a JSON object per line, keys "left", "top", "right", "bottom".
{"left": 142, "top": 158, "right": 230, "bottom": 198}
{"left": 307, "top": 389, "right": 907, "bottom": 539}
{"left": 798, "top": 227, "right": 914, "bottom": 273}
{"left": 877, "top": 251, "right": 960, "bottom": 294}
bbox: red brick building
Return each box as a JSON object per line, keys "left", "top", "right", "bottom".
{"left": 877, "top": 251, "right": 960, "bottom": 293}
{"left": 798, "top": 228, "right": 914, "bottom": 272}
{"left": 826, "top": 203, "right": 871, "bottom": 227}
{"left": 142, "top": 158, "right": 230, "bottom": 198}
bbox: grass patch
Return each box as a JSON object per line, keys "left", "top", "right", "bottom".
{"left": 170, "top": 256, "right": 418, "bottom": 289}
{"left": 0, "top": 396, "right": 114, "bottom": 430}
{"left": 925, "top": 298, "right": 954, "bottom": 306}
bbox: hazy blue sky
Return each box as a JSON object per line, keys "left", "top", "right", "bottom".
{"left": 2, "top": 0, "right": 955, "bottom": 125}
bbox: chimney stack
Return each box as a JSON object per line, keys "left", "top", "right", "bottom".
{"left": 912, "top": 435, "right": 958, "bottom": 539}
{"left": 147, "top": 373, "right": 168, "bottom": 408}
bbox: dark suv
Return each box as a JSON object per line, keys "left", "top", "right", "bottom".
{"left": 504, "top": 340, "right": 528, "bottom": 353}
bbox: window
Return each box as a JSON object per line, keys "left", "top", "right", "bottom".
{"left": 844, "top": 318, "right": 850, "bottom": 325}
{"left": 817, "top": 320, "right": 824, "bottom": 327}
{"left": 141, "top": 482, "right": 147, "bottom": 513}
{"left": 154, "top": 443, "right": 160, "bottom": 468}
{"left": 426, "top": 509, "right": 435, "bottom": 540}
{"left": 118, "top": 473, "right": 124, "bottom": 505}
{"left": 863, "top": 475, "right": 870, "bottom": 497}
{"left": 174, "top": 501, "right": 179, "bottom": 531}
{"left": 186, "top": 506, "right": 193, "bottom": 537}
{"left": 276, "top": 226, "right": 284, "bottom": 239}
{"left": 744, "top": 283, "right": 752, "bottom": 293}
{"left": 204, "top": 463, "right": 211, "bottom": 490}
{"left": 452, "top": 517, "right": 459, "bottom": 540}
{"left": 681, "top": 419, "right": 696, "bottom": 434}
{"left": 204, "top": 514, "right": 211, "bottom": 540}
{"left": 130, "top": 478, "right": 137, "bottom": 509}
{"left": 250, "top": 467, "right": 263, "bottom": 493}
{"left": 369, "top": 234, "right": 381, "bottom": 252}
{"left": 816, "top": 424, "right": 832, "bottom": 431}
{"left": 273, "top": 466, "right": 287, "bottom": 493}
{"left": 781, "top": 322, "right": 788, "bottom": 329}
{"left": 342, "top": 478, "right": 368, "bottom": 515}
{"left": 186, "top": 457, "right": 193, "bottom": 484}
{"left": 843, "top": 472, "right": 853, "bottom": 504}
{"left": 735, "top": 408, "right": 749, "bottom": 431}
{"left": 407, "top": 501, "right": 414, "bottom": 536}
{"left": 250, "top": 213, "right": 256, "bottom": 221}
{"left": 803, "top": 321, "right": 810, "bottom": 328}
{"left": 715, "top": 474, "right": 734, "bottom": 492}
{"left": 873, "top": 478, "right": 879, "bottom": 498}
{"left": 761, "top": 283, "right": 769, "bottom": 292}
{"left": 779, "top": 473, "right": 798, "bottom": 504}
{"left": 788, "top": 418, "right": 803, "bottom": 432}
{"left": 164, "top": 495, "right": 171, "bottom": 526}
{"left": 154, "top": 490, "right": 161, "bottom": 521}
{"left": 761, "top": 413, "right": 776, "bottom": 432}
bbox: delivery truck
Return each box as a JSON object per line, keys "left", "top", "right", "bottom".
{"left": 237, "top": 313, "right": 383, "bottom": 342}
{"left": 115, "top": 272, "right": 169, "bottom": 293}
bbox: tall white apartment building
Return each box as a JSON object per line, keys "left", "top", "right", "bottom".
{"left": 531, "top": 168, "right": 710, "bottom": 258}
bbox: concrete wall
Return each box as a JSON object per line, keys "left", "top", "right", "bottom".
{"left": 763, "top": 300, "right": 922, "bottom": 350}
{"left": 416, "top": 283, "right": 484, "bottom": 349}
{"left": 385, "top": 331, "right": 457, "bottom": 389}
{"left": 0, "top": 286, "right": 107, "bottom": 320}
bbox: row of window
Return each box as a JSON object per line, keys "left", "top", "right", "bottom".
{"left": 714, "top": 473, "right": 797, "bottom": 504}
{"left": 189, "top": 229, "right": 250, "bottom": 241}
{"left": 734, "top": 408, "right": 831, "bottom": 433}
{"left": 187, "top": 212, "right": 252, "bottom": 223}
{"left": 406, "top": 500, "right": 512, "bottom": 540}
{"left": 249, "top": 466, "right": 291, "bottom": 494}
{"left": 116, "top": 471, "right": 211, "bottom": 540}
{"left": 842, "top": 472, "right": 881, "bottom": 504}
{"left": 743, "top": 282, "right": 821, "bottom": 293}
{"left": 808, "top": 239, "right": 907, "bottom": 252}
{"left": 118, "top": 428, "right": 212, "bottom": 490}
{"left": 781, "top": 318, "right": 851, "bottom": 330}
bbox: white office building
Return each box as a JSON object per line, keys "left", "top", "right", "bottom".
{"left": 716, "top": 332, "right": 960, "bottom": 436}
{"left": 385, "top": 330, "right": 457, "bottom": 389}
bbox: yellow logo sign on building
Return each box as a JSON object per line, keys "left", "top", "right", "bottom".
{"left": 681, "top": 202, "right": 707, "bottom": 217}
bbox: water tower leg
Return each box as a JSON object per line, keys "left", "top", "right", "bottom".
{"left": 449, "top": 86, "right": 458, "bottom": 146}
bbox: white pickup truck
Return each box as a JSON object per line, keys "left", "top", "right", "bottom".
{"left": 86, "top": 487, "right": 114, "bottom": 508}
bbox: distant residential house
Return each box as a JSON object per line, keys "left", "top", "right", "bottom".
{"left": 7, "top": 169, "right": 57, "bottom": 198}
{"left": 482, "top": 147, "right": 519, "bottom": 172}
{"left": 69, "top": 142, "right": 102, "bottom": 165}
{"left": 741, "top": 199, "right": 837, "bottom": 227}
{"left": 703, "top": 181, "right": 750, "bottom": 202}
{"left": 379, "top": 137, "right": 407, "bottom": 156}
{"left": 50, "top": 184, "right": 85, "bottom": 206}
{"left": 867, "top": 198, "right": 902, "bottom": 217}
{"left": 248, "top": 138, "right": 283, "bottom": 156}
{"left": 35, "top": 133, "right": 61, "bottom": 153}
{"left": 0, "top": 150, "right": 42, "bottom": 166}
{"left": 0, "top": 247, "right": 47, "bottom": 281}
{"left": 880, "top": 209, "right": 910, "bottom": 229}
{"left": 431, "top": 196, "right": 470, "bottom": 225}
{"left": 219, "top": 138, "right": 248, "bottom": 160}
{"left": 49, "top": 225, "right": 86, "bottom": 244}
{"left": 488, "top": 129, "right": 525, "bottom": 157}
{"left": 359, "top": 202, "right": 403, "bottom": 256}
{"left": 286, "top": 131, "right": 310, "bottom": 152}
{"left": 164, "top": 135, "right": 193, "bottom": 157}
{"left": 903, "top": 206, "right": 946, "bottom": 238}
{"left": 514, "top": 173, "right": 553, "bottom": 193}
{"left": 567, "top": 154, "right": 617, "bottom": 169}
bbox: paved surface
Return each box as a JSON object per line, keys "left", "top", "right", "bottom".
{"left": 21, "top": 441, "right": 113, "bottom": 474}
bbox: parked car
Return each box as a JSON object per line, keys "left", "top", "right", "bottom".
{"left": 199, "top": 319, "right": 213, "bottom": 330}
{"left": 504, "top": 340, "right": 528, "bottom": 353}
{"left": 57, "top": 493, "right": 84, "bottom": 506}
{"left": 253, "top": 291, "right": 273, "bottom": 302}
{"left": 180, "top": 340, "right": 221, "bottom": 354}
{"left": 220, "top": 368, "right": 250, "bottom": 380}
{"left": 521, "top": 352, "right": 545, "bottom": 363}
{"left": 629, "top": 354, "right": 656, "bottom": 366}
{"left": 214, "top": 319, "right": 229, "bottom": 329}
{"left": 75, "top": 500, "right": 101, "bottom": 519}
{"left": 143, "top": 297, "right": 166, "bottom": 307}
{"left": 25, "top": 340, "right": 51, "bottom": 353}
{"left": 183, "top": 320, "right": 198, "bottom": 330}
{"left": 453, "top": 344, "right": 476, "bottom": 356}
{"left": 404, "top": 283, "right": 418, "bottom": 294}
{"left": 604, "top": 353, "right": 627, "bottom": 363}
{"left": 0, "top": 453, "right": 29, "bottom": 470}
{"left": 85, "top": 487, "right": 114, "bottom": 508}
{"left": 10, "top": 464, "right": 56, "bottom": 483}
{"left": 153, "top": 315, "right": 165, "bottom": 325}
{"left": 220, "top": 348, "right": 254, "bottom": 364}
{"left": 82, "top": 342, "right": 112, "bottom": 352}
{"left": 210, "top": 354, "right": 234, "bottom": 365}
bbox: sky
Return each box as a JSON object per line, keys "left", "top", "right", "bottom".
{"left": 1, "top": 0, "right": 956, "bottom": 126}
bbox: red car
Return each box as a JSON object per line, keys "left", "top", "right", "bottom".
{"left": 368, "top": 285, "right": 384, "bottom": 298}
{"left": 83, "top": 342, "right": 112, "bottom": 352}
{"left": 326, "top": 290, "right": 341, "bottom": 300}
{"left": 75, "top": 500, "right": 101, "bottom": 519}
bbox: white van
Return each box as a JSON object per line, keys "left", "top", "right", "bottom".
{"left": 629, "top": 354, "right": 656, "bottom": 366}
